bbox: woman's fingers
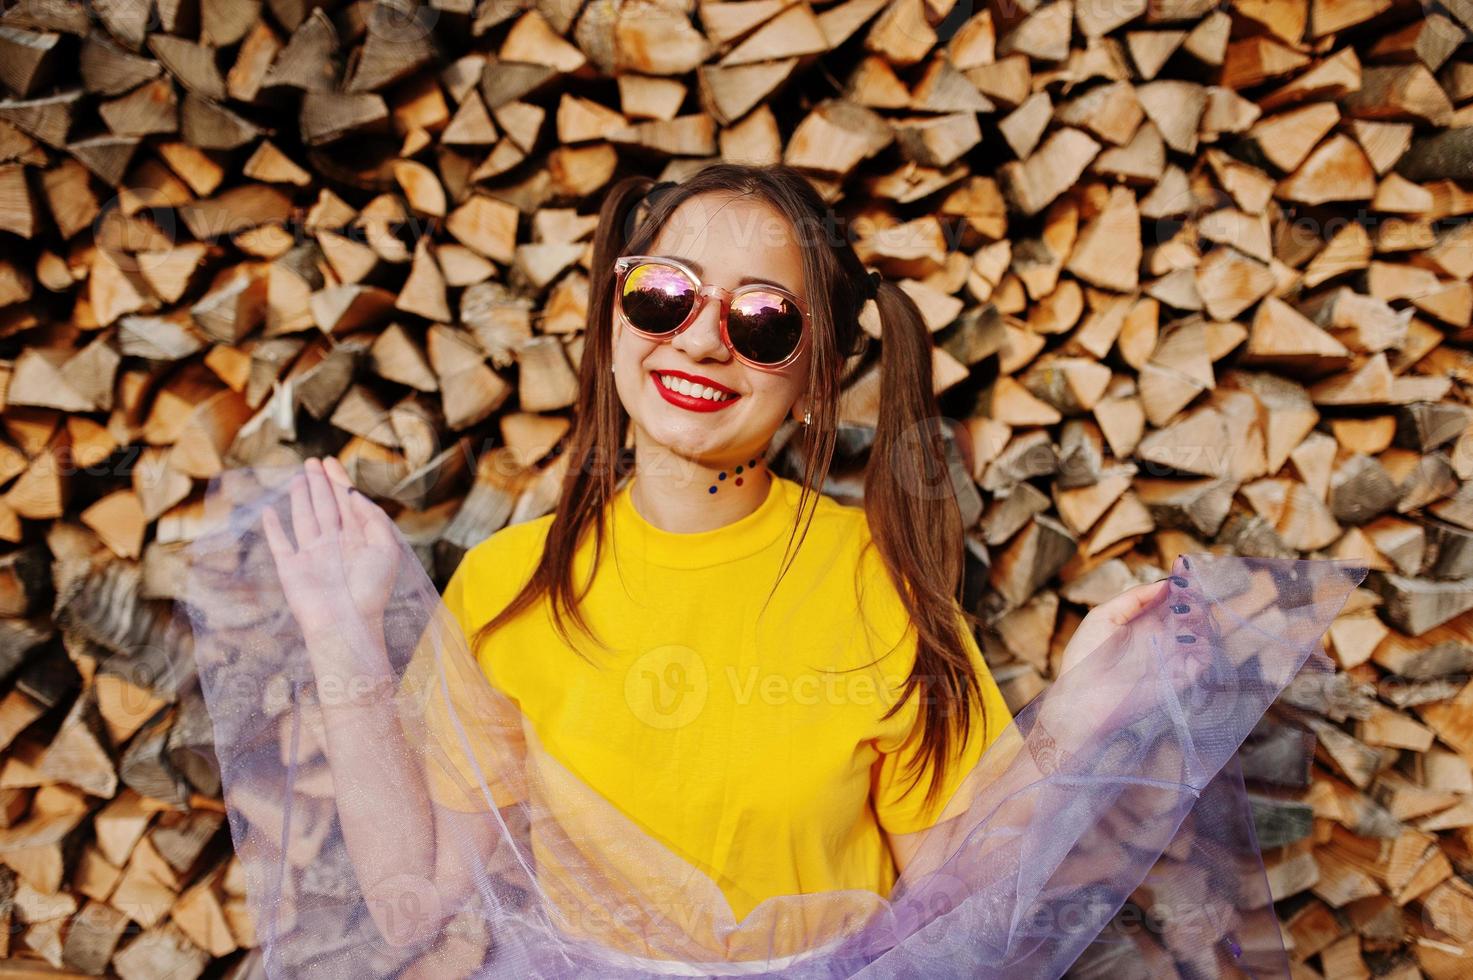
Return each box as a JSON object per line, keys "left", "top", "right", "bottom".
{"left": 1097, "top": 579, "right": 1170, "bottom": 626}
{"left": 319, "top": 454, "right": 395, "bottom": 548}
{"left": 303, "top": 458, "right": 341, "bottom": 535}
{"left": 323, "top": 455, "right": 352, "bottom": 485}
{"left": 355, "top": 491, "right": 398, "bottom": 549}
{"left": 289, "top": 471, "right": 318, "bottom": 543}
{"left": 319, "top": 456, "right": 362, "bottom": 545}
{"left": 262, "top": 506, "right": 293, "bottom": 559}
{"left": 1061, "top": 580, "right": 1173, "bottom": 677}
{"left": 322, "top": 456, "right": 357, "bottom": 507}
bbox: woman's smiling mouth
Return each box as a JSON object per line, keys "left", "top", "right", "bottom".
{"left": 650, "top": 370, "right": 741, "bottom": 412}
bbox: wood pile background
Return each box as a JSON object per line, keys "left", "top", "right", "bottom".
{"left": 0, "top": 0, "right": 1468, "bottom": 975}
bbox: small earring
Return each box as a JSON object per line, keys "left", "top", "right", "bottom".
{"left": 610, "top": 363, "right": 616, "bottom": 375}
{"left": 802, "top": 409, "right": 812, "bottom": 427}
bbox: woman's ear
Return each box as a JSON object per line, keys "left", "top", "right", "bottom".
{"left": 790, "top": 394, "right": 809, "bottom": 423}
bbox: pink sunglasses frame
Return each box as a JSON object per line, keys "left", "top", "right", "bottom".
{"left": 613, "top": 254, "right": 812, "bottom": 372}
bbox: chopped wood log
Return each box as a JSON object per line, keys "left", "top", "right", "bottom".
{"left": 1370, "top": 572, "right": 1473, "bottom": 636}
{"left": 997, "top": 128, "right": 1101, "bottom": 216}
{"left": 301, "top": 91, "right": 388, "bottom": 145}
{"left": 99, "top": 78, "right": 179, "bottom": 138}
{"left": 1278, "top": 134, "right": 1378, "bottom": 204}
{"left": 263, "top": 8, "right": 336, "bottom": 91}
{"left": 148, "top": 36, "right": 226, "bottom": 100}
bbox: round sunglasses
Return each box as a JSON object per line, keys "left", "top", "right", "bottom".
{"left": 613, "top": 255, "right": 811, "bottom": 371}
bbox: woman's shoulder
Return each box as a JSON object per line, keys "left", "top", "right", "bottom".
{"left": 454, "top": 511, "right": 556, "bottom": 592}
{"left": 774, "top": 475, "right": 873, "bottom": 541}
{"left": 771, "top": 479, "right": 899, "bottom": 602}
{"left": 763, "top": 478, "right": 896, "bottom": 598}
{"left": 442, "top": 513, "right": 557, "bottom": 638}
{"left": 480, "top": 509, "right": 558, "bottom": 552}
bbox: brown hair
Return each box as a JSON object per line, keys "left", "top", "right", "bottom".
{"left": 468, "top": 162, "right": 988, "bottom": 814}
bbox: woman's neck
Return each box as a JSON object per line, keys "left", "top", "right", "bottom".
{"left": 627, "top": 443, "right": 773, "bottom": 534}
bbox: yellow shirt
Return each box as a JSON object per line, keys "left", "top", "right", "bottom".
{"left": 410, "top": 472, "right": 1013, "bottom": 928}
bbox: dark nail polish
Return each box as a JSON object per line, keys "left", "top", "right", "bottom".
{"left": 1171, "top": 604, "right": 1190, "bottom": 614}
{"left": 1176, "top": 634, "right": 1197, "bottom": 644}
{"left": 1169, "top": 575, "right": 1188, "bottom": 587}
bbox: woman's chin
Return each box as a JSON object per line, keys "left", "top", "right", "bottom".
{"left": 638, "top": 421, "right": 745, "bottom": 467}
{"left": 632, "top": 396, "right": 781, "bottom": 465}
{"left": 650, "top": 430, "right": 730, "bottom": 463}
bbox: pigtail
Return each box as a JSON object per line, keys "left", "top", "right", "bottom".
{"left": 864, "top": 279, "right": 986, "bottom": 815}
{"left": 470, "top": 175, "right": 659, "bottom": 657}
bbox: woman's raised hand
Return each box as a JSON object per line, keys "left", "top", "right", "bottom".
{"left": 262, "top": 456, "right": 401, "bottom": 640}
{"left": 1058, "top": 578, "right": 1170, "bottom": 678}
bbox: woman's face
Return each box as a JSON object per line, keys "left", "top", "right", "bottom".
{"left": 612, "top": 192, "right": 812, "bottom": 470}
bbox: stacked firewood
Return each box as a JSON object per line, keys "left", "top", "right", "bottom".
{"left": 0, "top": 0, "right": 1469, "bottom": 975}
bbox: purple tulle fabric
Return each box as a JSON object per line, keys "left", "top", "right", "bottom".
{"left": 178, "top": 462, "right": 1367, "bottom": 978}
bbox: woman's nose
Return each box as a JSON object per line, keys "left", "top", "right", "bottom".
{"left": 669, "top": 290, "right": 730, "bottom": 362}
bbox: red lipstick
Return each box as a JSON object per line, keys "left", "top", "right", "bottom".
{"left": 650, "top": 370, "right": 741, "bottom": 413}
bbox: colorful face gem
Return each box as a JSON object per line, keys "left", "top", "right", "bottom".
{"left": 708, "top": 458, "right": 762, "bottom": 494}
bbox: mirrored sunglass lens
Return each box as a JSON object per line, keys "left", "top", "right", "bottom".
{"left": 729, "top": 292, "right": 803, "bottom": 365}
{"left": 622, "top": 263, "right": 695, "bottom": 335}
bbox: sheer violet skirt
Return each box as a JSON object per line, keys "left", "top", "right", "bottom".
{"left": 178, "top": 462, "right": 1366, "bottom": 978}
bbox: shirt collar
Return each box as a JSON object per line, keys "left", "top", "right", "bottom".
{"left": 609, "top": 472, "right": 796, "bottom": 569}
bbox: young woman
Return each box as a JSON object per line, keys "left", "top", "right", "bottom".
{"left": 256, "top": 163, "right": 1178, "bottom": 969}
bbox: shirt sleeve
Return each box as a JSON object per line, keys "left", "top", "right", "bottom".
{"left": 870, "top": 612, "right": 1014, "bottom": 836}
{"left": 396, "top": 547, "right": 529, "bottom": 813}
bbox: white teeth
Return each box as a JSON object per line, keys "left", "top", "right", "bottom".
{"left": 657, "top": 373, "right": 731, "bottom": 402}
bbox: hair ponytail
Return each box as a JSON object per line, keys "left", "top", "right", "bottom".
{"left": 469, "top": 175, "right": 660, "bottom": 656}
{"left": 864, "top": 279, "right": 986, "bottom": 815}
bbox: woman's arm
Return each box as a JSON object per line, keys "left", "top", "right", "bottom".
{"left": 881, "top": 579, "right": 1171, "bottom": 878}
{"left": 304, "top": 616, "right": 507, "bottom": 948}
{"left": 886, "top": 830, "right": 924, "bottom": 876}
{"left": 272, "top": 459, "right": 526, "bottom": 948}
